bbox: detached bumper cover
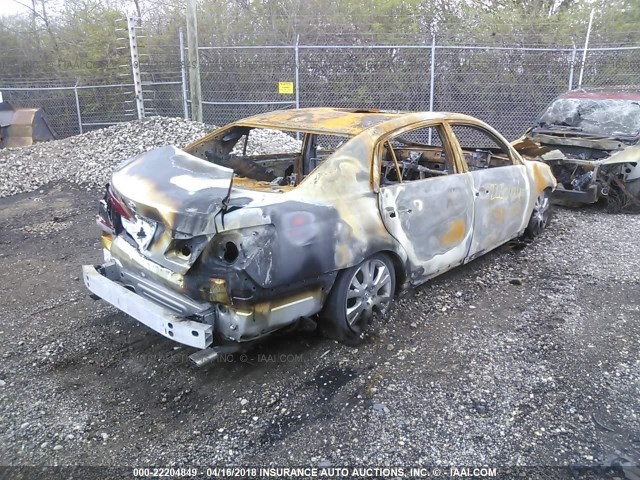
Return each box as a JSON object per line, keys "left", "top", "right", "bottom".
{"left": 551, "top": 184, "right": 600, "bottom": 205}
{"left": 82, "top": 264, "right": 213, "bottom": 349}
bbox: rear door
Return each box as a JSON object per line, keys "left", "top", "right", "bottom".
{"left": 448, "top": 123, "right": 529, "bottom": 260}
{"left": 377, "top": 123, "right": 476, "bottom": 282}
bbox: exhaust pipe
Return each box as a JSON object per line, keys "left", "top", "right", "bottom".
{"left": 189, "top": 348, "right": 219, "bottom": 367}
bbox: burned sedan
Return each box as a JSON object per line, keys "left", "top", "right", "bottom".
{"left": 513, "top": 87, "right": 640, "bottom": 210}
{"left": 82, "top": 108, "right": 556, "bottom": 364}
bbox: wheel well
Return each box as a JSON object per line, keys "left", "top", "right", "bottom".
{"left": 326, "top": 250, "right": 407, "bottom": 297}
{"left": 376, "top": 250, "right": 407, "bottom": 295}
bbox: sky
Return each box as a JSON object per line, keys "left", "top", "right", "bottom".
{"left": 0, "top": 0, "right": 71, "bottom": 18}
{"left": 1, "top": 0, "right": 30, "bottom": 17}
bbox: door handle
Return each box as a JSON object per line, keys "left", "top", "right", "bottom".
{"left": 386, "top": 207, "right": 411, "bottom": 219}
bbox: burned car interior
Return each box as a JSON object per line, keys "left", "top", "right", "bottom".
{"left": 451, "top": 124, "right": 514, "bottom": 170}
{"left": 187, "top": 120, "right": 517, "bottom": 191}
{"left": 380, "top": 124, "right": 515, "bottom": 185}
{"left": 381, "top": 126, "right": 453, "bottom": 184}
{"left": 186, "top": 125, "right": 348, "bottom": 190}
{"left": 514, "top": 88, "right": 640, "bottom": 211}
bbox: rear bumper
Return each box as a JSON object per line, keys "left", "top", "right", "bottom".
{"left": 82, "top": 264, "right": 214, "bottom": 349}
{"left": 83, "top": 259, "right": 325, "bottom": 349}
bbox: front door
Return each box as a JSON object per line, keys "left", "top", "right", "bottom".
{"left": 448, "top": 123, "right": 529, "bottom": 260}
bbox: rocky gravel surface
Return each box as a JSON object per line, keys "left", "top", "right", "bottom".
{"left": 0, "top": 117, "right": 301, "bottom": 198}
{"left": 0, "top": 182, "right": 638, "bottom": 476}
{"left": 0, "top": 120, "right": 638, "bottom": 476}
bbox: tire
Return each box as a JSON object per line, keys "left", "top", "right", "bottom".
{"left": 321, "top": 253, "right": 396, "bottom": 345}
{"left": 524, "top": 189, "right": 552, "bottom": 239}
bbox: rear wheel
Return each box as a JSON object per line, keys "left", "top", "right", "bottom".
{"left": 321, "top": 254, "right": 396, "bottom": 345}
{"left": 524, "top": 189, "right": 552, "bottom": 239}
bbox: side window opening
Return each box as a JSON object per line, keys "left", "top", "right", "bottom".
{"left": 231, "top": 128, "right": 303, "bottom": 183}
{"left": 300, "top": 134, "right": 349, "bottom": 177}
{"left": 192, "top": 127, "right": 350, "bottom": 189}
{"left": 449, "top": 124, "right": 513, "bottom": 170}
{"left": 381, "top": 126, "right": 453, "bottom": 185}
{"left": 195, "top": 126, "right": 302, "bottom": 185}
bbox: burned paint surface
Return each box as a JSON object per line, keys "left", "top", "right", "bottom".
{"left": 111, "top": 145, "right": 234, "bottom": 235}
{"left": 467, "top": 166, "right": 530, "bottom": 258}
{"left": 86, "top": 108, "right": 556, "bottom": 351}
{"left": 378, "top": 174, "right": 474, "bottom": 281}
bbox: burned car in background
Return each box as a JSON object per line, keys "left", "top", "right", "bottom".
{"left": 82, "top": 108, "right": 556, "bottom": 365}
{"left": 514, "top": 87, "right": 640, "bottom": 211}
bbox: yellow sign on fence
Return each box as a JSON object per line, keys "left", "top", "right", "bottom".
{"left": 278, "top": 81, "right": 294, "bottom": 94}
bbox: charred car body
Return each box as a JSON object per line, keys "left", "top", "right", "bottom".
{"left": 514, "top": 87, "right": 640, "bottom": 211}
{"left": 82, "top": 108, "right": 556, "bottom": 364}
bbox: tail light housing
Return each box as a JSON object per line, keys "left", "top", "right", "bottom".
{"left": 96, "top": 184, "right": 132, "bottom": 234}
{"left": 106, "top": 186, "right": 133, "bottom": 220}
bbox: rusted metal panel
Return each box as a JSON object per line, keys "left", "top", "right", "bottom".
{"left": 229, "top": 108, "right": 403, "bottom": 136}
{"left": 11, "top": 108, "right": 38, "bottom": 125}
{"left": 4, "top": 136, "right": 32, "bottom": 148}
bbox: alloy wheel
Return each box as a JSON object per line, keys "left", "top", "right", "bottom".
{"left": 531, "top": 192, "right": 551, "bottom": 234}
{"left": 345, "top": 258, "right": 393, "bottom": 328}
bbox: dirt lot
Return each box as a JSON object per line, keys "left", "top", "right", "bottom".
{"left": 0, "top": 182, "right": 638, "bottom": 471}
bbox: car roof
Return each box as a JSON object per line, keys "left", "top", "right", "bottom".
{"left": 559, "top": 86, "right": 640, "bottom": 101}
{"left": 232, "top": 108, "right": 475, "bottom": 136}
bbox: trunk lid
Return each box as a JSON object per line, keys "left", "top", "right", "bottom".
{"left": 110, "top": 145, "right": 234, "bottom": 236}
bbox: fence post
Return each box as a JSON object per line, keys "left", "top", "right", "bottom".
{"left": 428, "top": 34, "right": 436, "bottom": 144}
{"left": 127, "top": 16, "right": 145, "bottom": 119}
{"left": 186, "top": 0, "right": 203, "bottom": 122}
{"left": 578, "top": 8, "right": 595, "bottom": 88}
{"left": 73, "top": 80, "right": 83, "bottom": 134}
{"left": 294, "top": 35, "right": 300, "bottom": 110}
{"left": 568, "top": 44, "right": 577, "bottom": 90}
{"left": 179, "top": 27, "right": 189, "bottom": 120}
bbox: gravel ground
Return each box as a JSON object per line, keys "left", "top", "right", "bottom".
{"left": 0, "top": 119, "right": 638, "bottom": 475}
{"left": 0, "top": 184, "right": 638, "bottom": 473}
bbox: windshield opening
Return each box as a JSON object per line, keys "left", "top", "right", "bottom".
{"left": 537, "top": 98, "right": 640, "bottom": 138}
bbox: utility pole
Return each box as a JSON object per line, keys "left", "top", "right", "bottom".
{"left": 186, "top": 0, "right": 203, "bottom": 122}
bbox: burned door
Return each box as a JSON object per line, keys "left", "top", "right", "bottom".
{"left": 377, "top": 124, "right": 476, "bottom": 282}
{"left": 449, "top": 124, "right": 529, "bottom": 260}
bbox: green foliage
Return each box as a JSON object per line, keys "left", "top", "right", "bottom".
{"left": 0, "top": 0, "right": 638, "bottom": 86}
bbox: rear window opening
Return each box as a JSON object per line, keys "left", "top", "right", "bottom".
{"left": 186, "top": 126, "right": 349, "bottom": 192}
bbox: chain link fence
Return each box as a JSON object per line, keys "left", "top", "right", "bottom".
{"left": 193, "top": 42, "right": 640, "bottom": 140}
{"left": 2, "top": 25, "right": 639, "bottom": 141}
{"left": 432, "top": 46, "right": 576, "bottom": 139}
{"left": 198, "top": 46, "right": 297, "bottom": 125}
{"left": 581, "top": 46, "right": 640, "bottom": 86}
{"left": 0, "top": 17, "right": 186, "bottom": 139}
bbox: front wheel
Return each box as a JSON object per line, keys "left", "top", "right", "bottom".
{"left": 524, "top": 189, "right": 552, "bottom": 239}
{"left": 321, "top": 253, "right": 396, "bottom": 345}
